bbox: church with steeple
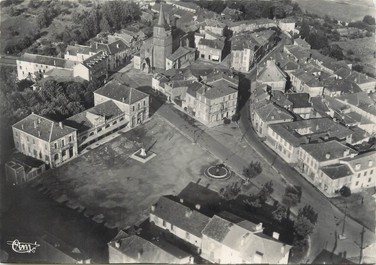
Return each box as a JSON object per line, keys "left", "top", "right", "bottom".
{"left": 134, "top": 5, "right": 195, "bottom": 73}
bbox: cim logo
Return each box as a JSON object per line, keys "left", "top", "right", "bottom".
{"left": 7, "top": 239, "right": 40, "bottom": 254}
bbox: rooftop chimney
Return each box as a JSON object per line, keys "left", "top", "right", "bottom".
{"left": 180, "top": 198, "right": 184, "bottom": 204}
{"left": 137, "top": 249, "right": 143, "bottom": 259}
{"left": 272, "top": 231, "right": 280, "bottom": 240}
{"left": 53, "top": 60, "right": 56, "bottom": 66}
{"left": 195, "top": 204, "right": 201, "bottom": 210}
{"left": 59, "top": 122, "right": 63, "bottom": 129}
{"left": 115, "top": 241, "right": 120, "bottom": 248}
{"left": 255, "top": 222, "right": 263, "bottom": 233}
{"left": 21, "top": 124, "right": 24, "bottom": 130}
{"left": 151, "top": 204, "right": 156, "bottom": 212}
{"left": 185, "top": 208, "right": 193, "bottom": 218}
{"left": 34, "top": 120, "right": 37, "bottom": 129}
{"left": 38, "top": 131, "right": 41, "bottom": 137}
{"left": 325, "top": 153, "right": 331, "bottom": 159}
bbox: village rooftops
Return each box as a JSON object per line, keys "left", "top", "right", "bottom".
{"left": 151, "top": 196, "right": 210, "bottom": 238}
{"left": 286, "top": 93, "right": 312, "bottom": 108}
{"left": 19, "top": 53, "right": 75, "bottom": 69}
{"left": 64, "top": 101, "right": 124, "bottom": 133}
{"left": 202, "top": 215, "right": 291, "bottom": 264}
{"left": 310, "top": 97, "right": 330, "bottom": 117}
{"left": 206, "top": 71, "right": 239, "bottom": 87}
{"left": 254, "top": 102, "right": 294, "bottom": 122}
{"left": 108, "top": 234, "right": 191, "bottom": 263}
{"left": 13, "top": 113, "right": 76, "bottom": 142}
{"left": 341, "top": 151, "right": 376, "bottom": 173}
{"left": 323, "top": 78, "right": 362, "bottom": 94}
{"left": 293, "top": 38, "right": 310, "bottom": 48}
{"left": 337, "top": 92, "right": 376, "bottom": 116}
{"left": 284, "top": 45, "right": 311, "bottom": 62}
{"left": 269, "top": 118, "right": 354, "bottom": 147}
{"left": 320, "top": 164, "right": 353, "bottom": 180}
{"left": 231, "top": 33, "right": 258, "bottom": 50}
{"left": 94, "top": 81, "right": 148, "bottom": 105}
{"left": 301, "top": 140, "right": 357, "bottom": 162}
{"left": 169, "top": 0, "right": 200, "bottom": 12}
{"left": 90, "top": 40, "right": 128, "bottom": 55}
{"left": 198, "top": 38, "right": 225, "bottom": 50}
{"left": 196, "top": 81, "right": 237, "bottom": 100}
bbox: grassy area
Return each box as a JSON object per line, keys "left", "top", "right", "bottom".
{"left": 33, "top": 115, "right": 240, "bottom": 229}
{"left": 294, "top": 0, "right": 375, "bottom": 21}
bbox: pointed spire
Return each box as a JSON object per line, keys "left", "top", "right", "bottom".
{"left": 157, "top": 4, "right": 167, "bottom": 28}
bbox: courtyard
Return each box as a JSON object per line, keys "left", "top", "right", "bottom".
{"left": 33, "top": 115, "right": 240, "bottom": 229}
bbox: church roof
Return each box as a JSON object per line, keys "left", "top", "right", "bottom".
{"left": 156, "top": 4, "right": 169, "bottom": 29}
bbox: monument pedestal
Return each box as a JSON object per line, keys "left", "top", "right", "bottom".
{"left": 130, "top": 148, "right": 156, "bottom": 164}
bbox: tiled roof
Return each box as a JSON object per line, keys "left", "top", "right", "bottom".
{"left": 198, "top": 81, "right": 237, "bottom": 100}
{"left": 66, "top": 45, "right": 91, "bottom": 56}
{"left": 320, "top": 164, "right": 353, "bottom": 180}
{"left": 294, "top": 38, "right": 310, "bottom": 48}
{"left": 167, "top": 46, "right": 195, "bottom": 62}
{"left": 301, "top": 140, "right": 357, "bottom": 162}
{"left": 323, "top": 78, "right": 362, "bottom": 94}
{"left": 19, "top": 53, "right": 75, "bottom": 69}
{"left": 82, "top": 51, "right": 108, "bottom": 68}
{"left": 342, "top": 151, "right": 376, "bottom": 173}
{"left": 206, "top": 72, "right": 239, "bottom": 87}
{"left": 94, "top": 81, "right": 148, "bottom": 105}
{"left": 337, "top": 92, "right": 376, "bottom": 116}
{"left": 109, "top": 235, "right": 190, "bottom": 263}
{"left": 151, "top": 196, "right": 211, "bottom": 237}
{"left": 64, "top": 101, "right": 124, "bottom": 133}
{"left": 270, "top": 90, "right": 293, "bottom": 107}
{"left": 310, "top": 97, "right": 330, "bottom": 116}
{"left": 255, "top": 102, "right": 294, "bottom": 122}
{"left": 13, "top": 113, "right": 76, "bottom": 142}
{"left": 286, "top": 93, "right": 312, "bottom": 108}
{"left": 186, "top": 81, "right": 203, "bottom": 97}
{"left": 284, "top": 45, "right": 310, "bottom": 61}
{"left": 202, "top": 215, "right": 291, "bottom": 263}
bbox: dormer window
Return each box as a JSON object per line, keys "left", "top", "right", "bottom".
{"left": 355, "top": 163, "right": 361, "bottom": 170}
{"left": 369, "top": 161, "right": 373, "bottom": 167}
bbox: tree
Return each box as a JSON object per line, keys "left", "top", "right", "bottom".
{"left": 282, "top": 185, "right": 302, "bottom": 216}
{"left": 363, "top": 15, "right": 375, "bottom": 25}
{"left": 243, "top": 161, "right": 263, "bottom": 179}
{"left": 258, "top": 181, "right": 274, "bottom": 204}
{"left": 298, "top": 205, "right": 318, "bottom": 225}
{"left": 220, "top": 181, "right": 242, "bottom": 200}
{"left": 272, "top": 204, "right": 287, "bottom": 221}
{"left": 100, "top": 17, "right": 111, "bottom": 33}
{"left": 294, "top": 215, "right": 314, "bottom": 239}
{"left": 300, "top": 19, "right": 310, "bottom": 39}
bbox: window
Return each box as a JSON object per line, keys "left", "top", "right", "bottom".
{"left": 89, "top": 132, "right": 95, "bottom": 136}
{"left": 19, "top": 66, "right": 22, "bottom": 69}
{"left": 368, "top": 178, "right": 372, "bottom": 182}
{"left": 61, "top": 139, "right": 65, "bottom": 147}
{"left": 355, "top": 181, "right": 359, "bottom": 186}
{"left": 15, "top": 131, "right": 18, "bottom": 136}
{"left": 45, "top": 144, "right": 47, "bottom": 150}
{"left": 33, "top": 139, "right": 35, "bottom": 144}
{"left": 144, "top": 100, "right": 146, "bottom": 106}
{"left": 162, "top": 220, "right": 166, "bottom": 227}
{"left": 371, "top": 170, "right": 374, "bottom": 175}
{"left": 138, "top": 103, "right": 140, "bottom": 110}
{"left": 69, "top": 136, "right": 72, "bottom": 142}
{"left": 112, "top": 121, "right": 117, "bottom": 125}
{"left": 105, "top": 124, "right": 110, "bottom": 129}
{"left": 357, "top": 173, "right": 361, "bottom": 178}
{"left": 54, "top": 154, "right": 59, "bottom": 161}
{"left": 132, "top": 106, "right": 135, "bottom": 111}
{"left": 54, "top": 142, "right": 58, "bottom": 149}
{"left": 27, "top": 136, "right": 29, "bottom": 142}
{"left": 171, "top": 224, "right": 174, "bottom": 231}
{"left": 45, "top": 155, "right": 49, "bottom": 161}
{"left": 120, "top": 117, "right": 124, "bottom": 121}
{"left": 364, "top": 171, "right": 367, "bottom": 176}
{"left": 97, "top": 128, "right": 102, "bottom": 133}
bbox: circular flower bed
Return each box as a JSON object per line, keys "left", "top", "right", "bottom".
{"left": 204, "top": 164, "right": 231, "bottom": 180}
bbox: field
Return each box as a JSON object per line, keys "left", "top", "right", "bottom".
{"left": 33, "top": 115, "right": 240, "bottom": 229}
{"left": 294, "top": 0, "right": 375, "bottom": 21}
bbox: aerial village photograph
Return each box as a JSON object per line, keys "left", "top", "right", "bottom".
{"left": 0, "top": 0, "right": 375, "bottom": 264}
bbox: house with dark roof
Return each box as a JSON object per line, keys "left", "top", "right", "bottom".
{"left": 90, "top": 40, "right": 130, "bottom": 71}
{"left": 289, "top": 68, "right": 324, "bottom": 97}
{"left": 252, "top": 102, "right": 294, "bottom": 138}
{"left": 64, "top": 101, "right": 127, "bottom": 151}
{"left": 221, "top": 6, "right": 243, "bottom": 21}
{"left": 297, "top": 140, "right": 357, "bottom": 183}
{"left": 317, "top": 164, "right": 353, "bottom": 196}
{"left": 12, "top": 113, "right": 78, "bottom": 168}
{"left": 293, "top": 38, "right": 311, "bottom": 50}
{"left": 286, "top": 93, "right": 314, "bottom": 119}
{"left": 166, "top": 46, "right": 196, "bottom": 70}
{"left": 198, "top": 38, "right": 225, "bottom": 62}
{"left": 182, "top": 76, "right": 238, "bottom": 126}
{"left": 73, "top": 51, "right": 108, "bottom": 81}
{"left": 322, "top": 77, "right": 362, "bottom": 97}
{"left": 201, "top": 215, "right": 291, "bottom": 264}
{"left": 64, "top": 44, "right": 92, "bottom": 62}
{"left": 108, "top": 233, "right": 193, "bottom": 263}
{"left": 266, "top": 118, "right": 355, "bottom": 164}
{"left": 150, "top": 196, "right": 211, "bottom": 249}
{"left": 94, "top": 81, "right": 149, "bottom": 128}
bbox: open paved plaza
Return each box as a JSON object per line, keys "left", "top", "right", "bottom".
{"left": 34, "top": 115, "right": 240, "bottom": 229}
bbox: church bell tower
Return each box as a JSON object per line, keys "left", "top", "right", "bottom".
{"left": 152, "top": 5, "right": 173, "bottom": 70}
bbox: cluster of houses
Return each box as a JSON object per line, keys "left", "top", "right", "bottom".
{"left": 250, "top": 36, "right": 376, "bottom": 196}
{"left": 108, "top": 195, "right": 291, "bottom": 263}
{"left": 6, "top": 80, "right": 149, "bottom": 184}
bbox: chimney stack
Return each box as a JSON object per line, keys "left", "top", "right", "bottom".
{"left": 38, "top": 131, "right": 41, "bottom": 137}
{"left": 151, "top": 204, "right": 156, "bottom": 212}
{"left": 325, "top": 153, "right": 331, "bottom": 159}
{"left": 272, "top": 232, "right": 280, "bottom": 240}
{"left": 34, "top": 120, "right": 37, "bottom": 129}
{"left": 180, "top": 198, "right": 184, "bottom": 204}
{"left": 185, "top": 209, "right": 193, "bottom": 218}
{"left": 195, "top": 204, "right": 201, "bottom": 210}
{"left": 59, "top": 122, "right": 63, "bottom": 129}
{"left": 21, "top": 124, "right": 24, "bottom": 130}
{"left": 115, "top": 241, "right": 120, "bottom": 248}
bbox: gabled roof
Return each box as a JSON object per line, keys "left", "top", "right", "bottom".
{"left": 255, "top": 102, "right": 294, "bottom": 122}
{"left": 286, "top": 93, "right": 312, "bottom": 108}
{"left": 64, "top": 101, "right": 124, "bottom": 133}
{"left": 258, "top": 61, "right": 287, "bottom": 83}
{"left": 13, "top": 113, "right": 76, "bottom": 142}
{"left": 66, "top": 45, "right": 91, "bottom": 56}
{"left": 198, "top": 80, "right": 237, "bottom": 100}
{"left": 323, "top": 78, "right": 362, "bottom": 94}
{"left": 198, "top": 38, "right": 224, "bottom": 50}
{"left": 301, "top": 140, "right": 357, "bottom": 162}
{"left": 109, "top": 235, "right": 190, "bottom": 263}
{"left": 167, "top": 46, "right": 195, "bottom": 62}
{"left": 337, "top": 92, "right": 376, "bottom": 116}
{"left": 94, "top": 81, "right": 148, "bottom": 105}
{"left": 82, "top": 51, "right": 108, "bottom": 68}
{"left": 202, "top": 215, "right": 291, "bottom": 263}
{"left": 151, "top": 196, "right": 211, "bottom": 237}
